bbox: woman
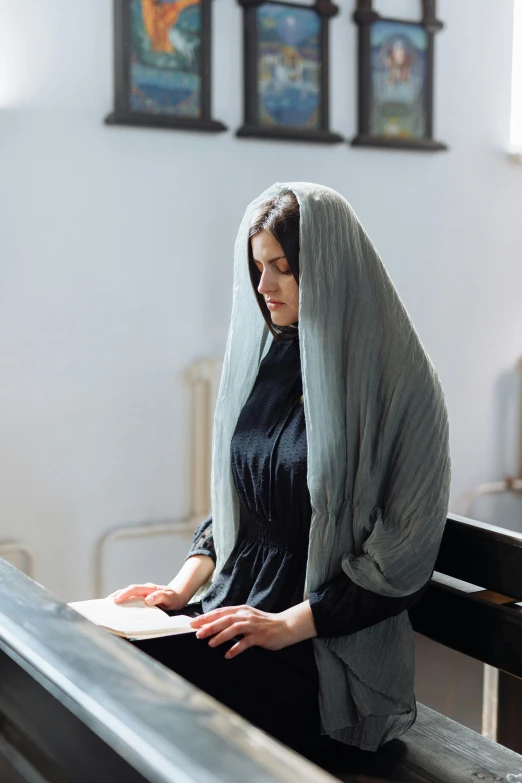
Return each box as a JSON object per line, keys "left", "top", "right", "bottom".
{"left": 112, "top": 183, "right": 451, "bottom": 756}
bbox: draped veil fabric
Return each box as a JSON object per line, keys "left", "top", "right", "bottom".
{"left": 208, "top": 182, "right": 452, "bottom": 750}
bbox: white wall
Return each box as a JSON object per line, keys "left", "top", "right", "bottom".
{"left": 0, "top": 0, "right": 521, "bottom": 610}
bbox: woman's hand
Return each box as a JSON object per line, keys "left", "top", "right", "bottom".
{"left": 109, "top": 583, "right": 187, "bottom": 611}
{"left": 190, "top": 601, "right": 317, "bottom": 659}
{"left": 108, "top": 555, "right": 215, "bottom": 613}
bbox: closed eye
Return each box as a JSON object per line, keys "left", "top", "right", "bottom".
{"left": 254, "top": 261, "right": 292, "bottom": 276}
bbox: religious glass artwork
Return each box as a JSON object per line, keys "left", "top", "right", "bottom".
{"left": 369, "top": 20, "right": 427, "bottom": 140}
{"left": 129, "top": 0, "right": 202, "bottom": 118}
{"left": 106, "top": 0, "right": 226, "bottom": 132}
{"left": 256, "top": 3, "right": 321, "bottom": 130}
{"left": 352, "top": 0, "right": 446, "bottom": 151}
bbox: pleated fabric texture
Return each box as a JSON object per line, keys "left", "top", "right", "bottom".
{"left": 208, "top": 182, "right": 452, "bottom": 751}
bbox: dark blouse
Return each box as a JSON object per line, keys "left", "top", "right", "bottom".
{"left": 186, "top": 334, "right": 428, "bottom": 637}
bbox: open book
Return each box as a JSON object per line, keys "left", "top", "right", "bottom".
{"left": 68, "top": 597, "right": 196, "bottom": 640}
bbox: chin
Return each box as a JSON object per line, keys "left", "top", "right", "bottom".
{"left": 272, "top": 316, "right": 294, "bottom": 327}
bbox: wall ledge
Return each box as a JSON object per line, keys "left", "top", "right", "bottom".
{"left": 508, "top": 145, "right": 522, "bottom": 164}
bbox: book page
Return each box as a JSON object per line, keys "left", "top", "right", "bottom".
{"left": 68, "top": 597, "right": 196, "bottom": 636}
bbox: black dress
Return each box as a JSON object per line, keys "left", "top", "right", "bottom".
{"left": 133, "top": 333, "right": 428, "bottom": 753}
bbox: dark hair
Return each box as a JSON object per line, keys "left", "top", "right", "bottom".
{"left": 247, "top": 191, "right": 300, "bottom": 343}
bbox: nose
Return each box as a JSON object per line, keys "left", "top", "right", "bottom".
{"left": 257, "top": 266, "right": 278, "bottom": 296}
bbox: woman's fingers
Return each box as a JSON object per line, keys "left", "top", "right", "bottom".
{"left": 195, "top": 618, "right": 230, "bottom": 638}
{"left": 190, "top": 610, "right": 224, "bottom": 628}
{"left": 112, "top": 583, "right": 162, "bottom": 603}
{"left": 194, "top": 611, "right": 248, "bottom": 639}
{"left": 225, "top": 637, "right": 253, "bottom": 659}
{"left": 206, "top": 621, "right": 251, "bottom": 647}
{"left": 144, "top": 589, "right": 171, "bottom": 606}
{"left": 190, "top": 605, "right": 249, "bottom": 628}
{"left": 191, "top": 606, "right": 281, "bottom": 656}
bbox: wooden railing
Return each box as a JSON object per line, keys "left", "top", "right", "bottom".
{"left": 2, "top": 514, "right": 522, "bottom": 782}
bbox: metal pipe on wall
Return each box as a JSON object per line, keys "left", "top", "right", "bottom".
{"left": 0, "top": 542, "right": 35, "bottom": 578}
{"left": 94, "top": 358, "right": 223, "bottom": 598}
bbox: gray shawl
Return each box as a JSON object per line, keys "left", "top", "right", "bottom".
{"left": 209, "top": 182, "right": 452, "bottom": 751}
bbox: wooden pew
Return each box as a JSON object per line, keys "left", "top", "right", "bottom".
{"left": 1, "top": 513, "right": 522, "bottom": 782}
{"left": 409, "top": 512, "right": 522, "bottom": 755}
{"left": 311, "top": 512, "right": 522, "bottom": 780}
{"left": 410, "top": 513, "right": 522, "bottom": 680}
{"left": 0, "top": 558, "right": 336, "bottom": 783}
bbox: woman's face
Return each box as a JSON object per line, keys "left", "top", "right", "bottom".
{"left": 251, "top": 230, "right": 299, "bottom": 326}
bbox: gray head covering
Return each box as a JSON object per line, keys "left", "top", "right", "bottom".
{"left": 209, "top": 182, "right": 451, "bottom": 750}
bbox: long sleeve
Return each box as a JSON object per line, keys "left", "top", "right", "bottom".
{"left": 185, "top": 513, "right": 216, "bottom": 564}
{"left": 308, "top": 569, "right": 432, "bottom": 638}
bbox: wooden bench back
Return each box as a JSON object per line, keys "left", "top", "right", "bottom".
{"left": 409, "top": 513, "right": 522, "bottom": 678}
